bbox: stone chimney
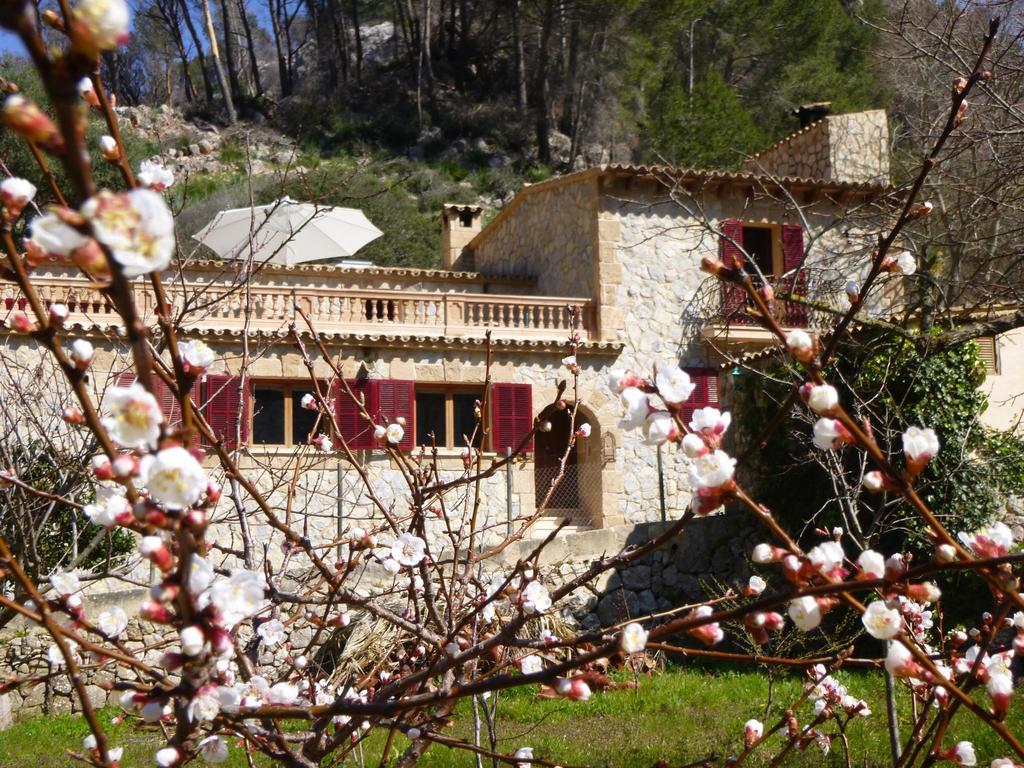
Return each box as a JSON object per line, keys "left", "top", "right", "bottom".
{"left": 440, "top": 204, "right": 483, "bottom": 270}
{"left": 743, "top": 108, "right": 890, "bottom": 186}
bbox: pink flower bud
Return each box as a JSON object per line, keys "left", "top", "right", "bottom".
{"left": 205, "top": 482, "right": 222, "bottom": 503}
{"left": 7, "top": 311, "right": 33, "bottom": 333}
{"left": 139, "top": 535, "right": 173, "bottom": 572}
{"left": 62, "top": 405, "right": 85, "bottom": 425}
{"left": 98, "top": 135, "right": 119, "bottom": 161}
{"left": 48, "top": 303, "right": 68, "bottom": 327}
{"left": 69, "top": 338, "right": 94, "bottom": 369}
{"left": 91, "top": 455, "right": 114, "bottom": 480}
{"left": 140, "top": 599, "right": 174, "bottom": 623}
{"left": 2, "top": 95, "right": 64, "bottom": 153}
{"left": 112, "top": 454, "right": 137, "bottom": 478}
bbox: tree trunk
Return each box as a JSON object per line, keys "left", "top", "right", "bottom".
{"left": 533, "top": 0, "right": 556, "bottom": 163}
{"left": 330, "top": 0, "right": 349, "bottom": 85}
{"left": 158, "top": 0, "right": 197, "bottom": 102}
{"left": 219, "top": 0, "right": 243, "bottom": 101}
{"left": 559, "top": 7, "right": 579, "bottom": 136}
{"left": 238, "top": 0, "right": 265, "bottom": 96}
{"left": 350, "top": 0, "right": 363, "bottom": 83}
{"left": 268, "top": 0, "right": 292, "bottom": 96}
{"left": 200, "top": 0, "right": 238, "bottom": 123}
{"left": 511, "top": 0, "right": 526, "bottom": 114}
{"left": 178, "top": 0, "right": 215, "bottom": 103}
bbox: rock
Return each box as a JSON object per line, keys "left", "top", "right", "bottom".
{"left": 637, "top": 589, "right": 657, "bottom": 614}
{"left": 273, "top": 150, "right": 294, "bottom": 166}
{"left": 620, "top": 564, "right": 651, "bottom": 591}
{"left": 188, "top": 143, "right": 201, "bottom": 157}
{"left": 583, "top": 143, "right": 610, "bottom": 166}
{"left": 166, "top": 147, "right": 178, "bottom": 158}
{"left": 661, "top": 564, "right": 678, "bottom": 588}
{"left": 472, "top": 137, "right": 490, "bottom": 153}
{"left": 488, "top": 153, "right": 511, "bottom": 169}
{"left": 198, "top": 138, "right": 217, "bottom": 155}
{"left": 416, "top": 125, "right": 442, "bottom": 145}
{"left": 548, "top": 130, "right": 571, "bottom": 163}
{"left": 0, "top": 693, "right": 11, "bottom": 730}
{"left": 596, "top": 588, "right": 639, "bottom": 627}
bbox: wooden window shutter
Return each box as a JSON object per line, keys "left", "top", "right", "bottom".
{"left": 491, "top": 383, "right": 533, "bottom": 454}
{"left": 369, "top": 379, "right": 415, "bottom": 451}
{"left": 333, "top": 379, "right": 375, "bottom": 449}
{"left": 977, "top": 335, "right": 998, "bottom": 374}
{"left": 781, "top": 224, "right": 808, "bottom": 327}
{"left": 202, "top": 374, "right": 249, "bottom": 449}
{"left": 719, "top": 219, "right": 746, "bottom": 319}
{"left": 681, "top": 368, "right": 720, "bottom": 426}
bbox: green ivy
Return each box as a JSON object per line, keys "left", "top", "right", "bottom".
{"left": 737, "top": 336, "right": 1024, "bottom": 548}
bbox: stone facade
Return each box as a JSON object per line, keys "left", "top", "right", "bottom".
{"left": 743, "top": 110, "right": 890, "bottom": 185}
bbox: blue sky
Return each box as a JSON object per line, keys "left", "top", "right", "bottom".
{"left": 0, "top": 29, "right": 25, "bottom": 56}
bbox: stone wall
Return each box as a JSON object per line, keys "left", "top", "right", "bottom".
{"left": 980, "top": 327, "right": 1024, "bottom": 431}
{"left": 468, "top": 177, "right": 599, "bottom": 300}
{"left": 743, "top": 110, "right": 890, "bottom": 186}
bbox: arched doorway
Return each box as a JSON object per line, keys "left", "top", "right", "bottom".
{"left": 534, "top": 407, "right": 601, "bottom": 526}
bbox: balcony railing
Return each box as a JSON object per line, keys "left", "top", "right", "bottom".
{"left": 8, "top": 279, "right": 597, "bottom": 342}
{"left": 721, "top": 278, "right": 809, "bottom": 328}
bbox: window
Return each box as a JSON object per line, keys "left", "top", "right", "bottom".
{"left": 681, "top": 368, "right": 720, "bottom": 426}
{"left": 414, "top": 388, "right": 483, "bottom": 449}
{"left": 720, "top": 220, "right": 808, "bottom": 327}
{"left": 251, "top": 382, "right": 326, "bottom": 446}
{"left": 741, "top": 225, "right": 777, "bottom": 279}
{"left": 977, "top": 335, "right": 1000, "bottom": 374}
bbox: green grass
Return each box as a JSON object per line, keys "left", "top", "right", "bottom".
{"left": 0, "top": 667, "right": 1019, "bottom": 766}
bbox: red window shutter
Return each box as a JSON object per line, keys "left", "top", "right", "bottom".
{"left": 781, "top": 223, "right": 808, "bottom": 326}
{"left": 682, "top": 368, "right": 720, "bottom": 427}
{"left": 491, "top": 383, "right": 533, "bottom": 454}
{"left": 370, "top": 379, "right": 415, "bottom": 451}
{"left": 202, "top": 374, "right": 249, "bottom": 449}
{"left": 334, "top": 379, "right": 374, "bottom": 449}
{"left": 719, "top": 219, "right": 746, "bottom": 319}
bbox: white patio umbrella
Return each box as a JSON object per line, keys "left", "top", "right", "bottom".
{"left": 192, "top": 197, "right": 383, "bottom": 266}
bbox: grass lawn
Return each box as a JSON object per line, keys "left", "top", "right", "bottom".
{"left": 0, "top": 666, "right": 1019, "bottom": 766}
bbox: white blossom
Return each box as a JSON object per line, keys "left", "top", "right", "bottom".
{"left": 386, "top": 423, "right": 405, "bottom": 445}
{"left": 688, "top": 407, "right": 731, "bottom": 436}
{"left": 198, "top": 735, "right": 228, "bottom": 763}
{"left": 862, "top": 601, "right": 902, "bottom": 640}
{"left": 69, "top": 338, "right": 94, "bottom": 367}
{"left": 785, "top": 329, "right": 814, "bottom": 358}
{"left": 207, "top": 570, "right": 268, "bottom": 628}
{"left": 104, "top": 382, "right": 162, "bottom": 449}
{"left": 857, "top": 550, "right": 886, "bottom": 580}
{"left": 807, "top": 384, "right": 839, "bottom": 415}
{"left": 903, "top": 426, "right": 940, "bottom": 463}
{"left": 618, "top": 387, "right": 649, "bottom": 430}
{"left": 681, "top": 432, "right": 707, "bottom": 458}
{"left": 84, "top": 485, "right": 129, "bottom": 527}
{"left": 688, "top": 449, "right": 736, "bottom": 489}
{"left": 521, "top": 580, "right": 552, "bottom": 614}
{"left": 390, "top": 533, "right": 426, "bottom": 567}
{"left": 812, "top": 418, "right": 843, "bottom": 450}
{"left": 73, "top": 0, "right": 131, "bottom": 51}
{"left": 81, "top": 189, "right": 175, "bottom": 277}
{"left": 655, "top": 363, "right": 696, "bottom": 405}
{"left": 28, "top": 212, "right": 90, "bottom": 257}
{"left": 96, "top": 606, "right": 128, "bottom": 638}
{"left": 180, "top": 625, "right": 205, "bottom": 656}
{"left": 178, "top": 339, "right": 215, "bottom": 371}
{"left": 155, "top": 746, "right": 180, "bottom": 767}
{"left": 139, "top": 446, "right": 208, "bottom": 509}
{"left": 788, "top": 596, "right": 822, "bottom": 632}
{"left": 895, "top": 250, "right": 917, "bottom": 276}
{"left": 643, "top": 411, "right": 678, "bottom": 445}
{"left": 620, "top": 622, "right": 648, "bottom": 654}
{"left": 50, "top": 571, "right": 80, "bottom": 596}
{"left": 258, "top": 619, "right": 287, "bottom": 647}
{"left": 137, "top": 159, "right": 175, "bottom": 191}
{"left": 519, "top": 654, "right": 543, "bottom": 675}
{"left": 267, "top": 681, "right": 299, "bottom": 705}
{"left": 0, "top": 176, "right": 36, "bottom": 208}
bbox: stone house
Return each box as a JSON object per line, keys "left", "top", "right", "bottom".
{"left": 11, "top": 106, "right": 1016, "bottom": 558}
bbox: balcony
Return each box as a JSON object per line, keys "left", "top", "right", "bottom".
{"left": 8, "top": 273, "right": 598, "bottom": 344}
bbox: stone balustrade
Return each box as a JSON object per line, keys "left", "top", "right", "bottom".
{"left": 7, "top": 278, "right": 597, "bottom": 342}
